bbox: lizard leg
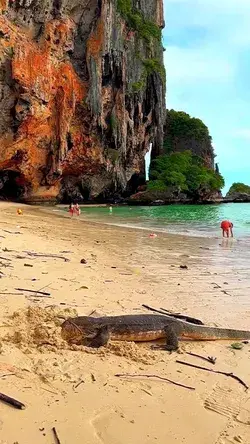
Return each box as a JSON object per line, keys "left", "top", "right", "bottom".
{"left": 88, "top": 326, "right": 111, "bottom": 348}
{"left": 164, "top": 324, "right": 179, "bottom": 351}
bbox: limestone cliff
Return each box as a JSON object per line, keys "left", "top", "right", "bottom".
{"left": 0, "top": 0, "right": 165, "bottom": 202}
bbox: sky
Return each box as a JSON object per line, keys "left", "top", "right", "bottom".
{"left": 162, "top": 0, "right": 250, "bottom": 193}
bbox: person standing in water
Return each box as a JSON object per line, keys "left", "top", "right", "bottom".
{"left": 220, "top": 220, "right": 233, "bottom": 238}
{"left": 74, "top": 203, "right": 81, "bottom": 216}
{"left": 69, "top": 203, "right": 74, "bottom": 218}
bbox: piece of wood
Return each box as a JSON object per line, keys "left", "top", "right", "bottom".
{"left": 52, "top": 427, "right": 61, "bottom": 444}
{"left": 24, "top": 251, "right": 70, "bottom": 262}
{"left": 186, "top": 352, "right": 216, "bottom": 365}
{"left": 212, "top": 282, "right": 221, "bottom": 289}
{"left": 142, "top": 304, "right": 204, "bottom": 325}
{"left": 0, "top": 373, "right": 16, "bottom": 378}
{"left": 74, "top": 380, "right": 85, "bottom": 390}
{"left": 115, "top": 373, "right": 195, "bottom": 391}
{"left": 176, "top": 360, "right": 248, "bottom": 391}
{"left": 15, "top": 288, "right": 51, "bottom": 296}
{"left": 159, "top": 307, "right": 204, "bottom": 325}
{"left": 0, "top": 391, "right": 25, "bottom": 409}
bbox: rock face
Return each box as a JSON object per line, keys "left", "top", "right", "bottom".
{"left": 224, "top": 193, "right": 250, "bottom": 203}
{"left": 128, "top": 189, "right": 223, "bottom": 205}
{"left": 0, "top": 0, "right": 165, "bottom": 202}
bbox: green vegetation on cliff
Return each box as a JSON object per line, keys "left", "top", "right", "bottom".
{"left": 164, "top": 109, "right": 212, "bottom": 156}
{"left": 117, "top": 0, "right": 161, "bottom": 42}
{"left": 130, "top": 58, "right": 166, "bottom": 92}
{"left": 147, "top": 151, "right": 224, "bottom": 198}
{"left": 147, "top": 109, "right": 224, "bottom": 199}
{"left": 227, "top": 182, "right": 250, "bottom": 195}
{"left": 117, "top": 0, "right": 165, "bottom": 94}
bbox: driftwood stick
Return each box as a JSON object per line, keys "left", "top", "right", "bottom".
{"left": 176, "top": 360, "right": 248, "bottom": 390}
{"left": 23, "top": 251, "right": 70, "bottom": 262}
{"left": 0, "top": 392, "right": 25, "bottom": 409}
{"left": 15, "top": 288, "right": 51, "bottom": 296}
{"left": 212, "top": 282, "right": 221, "bottom": 289}
{"left": 52, "top": 427, "right": 61, "bottom": 444}
{"left": 159, "top": 308, "right": 204, "bottom": 325}
{"left": 186, "top": 352, "right": 216, "bottom": 365}
{"left": 142, "top": 304, "right": 177, "bottom": 317}
{"left": 115, "top": 373, "right": 195, "bottom": 391}
{"left": 142, "top": 304, "right": 204, "bottom": 325}
{"left": 0, "top": 256, "right": 11, "bottom": 262}
{"left": 0, "top": 373, "right": 16, "bottom": 378}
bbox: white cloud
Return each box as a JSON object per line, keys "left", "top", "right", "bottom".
{"left": 231, "top": 129, "right": 250, "bottom": 140}
{"left": 166, "top": 0, "right": 250, "bottom": 11}
{"left": 163, "top": 0, "right": 250, "bottom": 189}
{"left": 164, "top": 46, "right": 235, "bottom": 83}
{"left": 164, "top": 0, "right": 250, "bottom": 49}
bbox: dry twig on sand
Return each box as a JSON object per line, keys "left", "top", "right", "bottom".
{"left": 23, "top": 251, "right": 70, "bottom": 262}
{"left": 115, "top": 373, "right": 195, "bottom": 391}
{"left": 0, "top": 392, "right": 25, "bottom": 409}
{"left": 15, "top": 288, "right": 51, "bottom": 297}
{"left": 52, "top": 427, "right": 61, "bottom": 444}
{"left": 142, "top": 304, "right": 204, "bottom": 325}
{"left": 0, "top": 256, "right": 11, "bottom": 262}
{"left": 186, "top": 352, "right": 216, "bottom": 365}
{"left": 176, "top": 360, "right": 248, "bottom": 391}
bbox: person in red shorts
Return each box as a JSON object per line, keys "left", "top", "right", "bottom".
{"left": 220, "top": 220, "right": 233, "bottom": 238}
{"left": 74, "top": 203, "right": 81, "bottom": 216}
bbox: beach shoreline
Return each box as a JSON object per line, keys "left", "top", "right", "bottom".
{"left": 0, "top": 202, "right": 249, "bottom": 444}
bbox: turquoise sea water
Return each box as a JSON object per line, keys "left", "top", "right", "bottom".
{"left": 60, "top": 203, "right": 250, "bottom": 239}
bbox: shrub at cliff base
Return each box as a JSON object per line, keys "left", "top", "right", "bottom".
{"left": 227, "top": 182, "right": 250, "bottom": 195}
{"left": 147, "top": 151, "right": 224, "bottom": 199}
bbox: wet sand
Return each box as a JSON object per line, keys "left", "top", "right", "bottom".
{"left": 0, "top": 202, "right": 249, "bottom": 444}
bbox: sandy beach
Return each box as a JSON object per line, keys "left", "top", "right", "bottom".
{"left": 0, "top": 202, "right": 249, "bottom": 444}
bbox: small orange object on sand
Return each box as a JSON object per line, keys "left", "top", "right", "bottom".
{"left": 17, "top": 209, "right": 23, "bottom": 215}
{"left": 149, "top": 233, "right": 157, "bottom": 238}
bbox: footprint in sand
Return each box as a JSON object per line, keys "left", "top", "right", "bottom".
{"left": 91, "top": 409, "right": 136, "bottom": 444}
{"left": 204, "top": 384, "right": 242, "bottom": 418}
{"left": 236, "top": 397, "right": 250, "bottom": 426}
{"left": 209, "top": 389, "right": 250, "bottom": 444}
{"left": 216, "top": 431, "right": 249, "bottom": 444}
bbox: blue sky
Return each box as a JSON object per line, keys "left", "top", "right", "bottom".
{"left": 162, "top": 0, "right": 250, "bottom": 193}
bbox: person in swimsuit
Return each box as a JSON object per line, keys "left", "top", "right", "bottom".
{"left": 74, "top": 203, "right": 81, "bottom": 216}
{"left": 220, "top": 220, "right": 233, "bottom": 238}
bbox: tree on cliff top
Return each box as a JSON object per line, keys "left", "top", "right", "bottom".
{"left": 148, "top": 151, "right": 224, "bottom": 198}
{"left": 227, "top": 182, "right": 250, "bottom": 195}
{"left": 166, "top": 109, "right": 211, "bottom": 141}
{"left": 164, "top": 110, "right": 214, "bottom": 165}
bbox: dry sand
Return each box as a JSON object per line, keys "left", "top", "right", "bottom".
{"left": 0, "top": 202, "right": 249, "bottom": 444}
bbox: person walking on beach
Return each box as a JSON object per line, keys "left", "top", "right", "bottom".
{"left": 220, "top": 220, "right": 233, "bottom": 238}
{"left": 74, "top": 203, "right": 81, "bottom": 216}
{"left": 69, "top": 203, "right": 74, "bottom": 218}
